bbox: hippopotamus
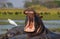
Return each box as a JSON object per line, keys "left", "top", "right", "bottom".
{"left": 4, "top": 8, "right": 60, "bottom": 39}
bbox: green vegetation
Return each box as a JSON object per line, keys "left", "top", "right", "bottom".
{"left": 0, "top": 8, "right": 60, "bottom": 20}
{"left": 0, "top": 14, "right": 25, "bottom": 20}
{"left": 0, "top": 9, "right": 26, "bottom": 20}
{"left": 24, "top": 0, "right": 60, "bottom": 8}
{"left": 40, "top": 12, "right": 60, "bottom": 20}
{"left": 0, "top": 5, "right": 60, "bottom": 20}
{"left": 0, "top": 0, "right": 60, "bottom": 20}
{"left": 54, "top": 1, "right": 60, "bottom": 6}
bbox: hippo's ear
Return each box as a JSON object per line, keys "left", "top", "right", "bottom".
{"left": 23, "top": 11, "right": 25, "bottom": 14}
{"left": 36, "top": 13, "right": 43, "bottom": 18}
{"left": 40, "top": 16, "right": 43, "bottom": 18}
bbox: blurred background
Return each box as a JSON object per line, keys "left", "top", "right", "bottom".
{"left": 0, "top": 0, "right": 60, "bottom": 8}
{"left": 0, "top": 0, "right": 60, "bottom": 36}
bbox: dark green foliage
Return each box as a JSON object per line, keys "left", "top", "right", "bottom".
{"left": 54, "top": 1, "right": 60, "bottom": 7}
{"left": 2, "top": 12, "right": 7, "bottom": 15}
{"left": 44, "top": 12, "right": 50, "bottom": 15}
{"left": 24, "top": 1, "right": 32, "bottom": 8}
{"left": 40, "top": 12, "right": 43, "bottom": 15}
{"left": 15, "top": 12, "right": 19, "bottom": 15}
{"left": 7, "top": 12, "right": 13, "bottom": 15}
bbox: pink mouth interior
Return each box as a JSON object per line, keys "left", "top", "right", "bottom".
{"left": 24, "top": 17, "right": 35, "bottom": 32}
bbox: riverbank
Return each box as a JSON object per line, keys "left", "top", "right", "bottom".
{"left": 0, "top": 12, "right": 60, "bottom": 20}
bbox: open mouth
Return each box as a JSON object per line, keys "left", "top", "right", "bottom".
{"left": 24, "top": 17, "right": 35, "bottom": 32}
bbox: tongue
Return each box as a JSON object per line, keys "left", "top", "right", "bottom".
{"left": 27, "top": 22, "right": 33, "bottom": 29}
{"left": 24, "top": 19, "right": 35, "bottom": 32}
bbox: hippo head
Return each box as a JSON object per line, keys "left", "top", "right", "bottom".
{"left": 24, "top": 8, "right": 44, "bottom": 35}
{"left": 24, "top": 8, "right": 35, "bottom": 32}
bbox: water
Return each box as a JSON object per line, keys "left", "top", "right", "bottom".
{"left": 0, "top": 20, "right": 60, "bottom": 34}
{"left": 43, "top": 20, "right": 60, "bottom": 28}
{"left": 0, "top": 20, "right": 24, "bottom": 23}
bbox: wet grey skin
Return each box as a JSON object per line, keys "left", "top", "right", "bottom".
{"left": 4, "top": 8, "right": 60, "bottom": 39}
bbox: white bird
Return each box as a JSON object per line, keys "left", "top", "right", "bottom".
{"left": 8, "top": 19, "right": 18, "bottom": 26}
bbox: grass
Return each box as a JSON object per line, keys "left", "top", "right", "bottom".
{"left": 0, "top": 8, "right": 60, "bottom": 20}
{"left": 42, "top": 13, "right": 60, "bottom": 20}
{"left": 0, "top": 14, "right": 26, "bottom": 20}
{"left": 0, "top": 12, "right": 60, "bottom": 20}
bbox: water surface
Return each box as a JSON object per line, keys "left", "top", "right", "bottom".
{"left": 0, "top": 20, "right": 60, "bottom": 34}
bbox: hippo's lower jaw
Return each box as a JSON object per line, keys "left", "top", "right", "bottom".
{"left": 24, "top": 27, "right": 35, "bottom": 32}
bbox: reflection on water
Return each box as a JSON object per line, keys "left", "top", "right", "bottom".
{"left": 43, "top": 20, "right": 60, "bottom": 28}
{"left": 0, "top": 20, "right": 25, "bottom": 23}
{"left": 0, "top": 25, "right": 15, "bottom": 34}
{"left": 0, "top": 20, "right": 60, "bottom": 34}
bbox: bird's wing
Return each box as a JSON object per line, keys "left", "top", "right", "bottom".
{"left": 8, "top": 19, "right": 18, "bottom": 26}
